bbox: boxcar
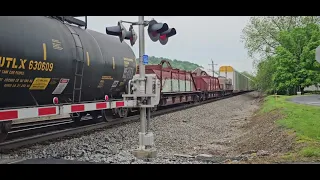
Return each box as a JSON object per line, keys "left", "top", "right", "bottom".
{"left": 218, "top": 66, "right": 252, "bottom": 92}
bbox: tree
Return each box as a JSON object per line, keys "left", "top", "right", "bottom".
{"left": 241, "top": 16, "right": 320, "bottom": 66}
{"left": 254, "top": 56, "right": 277, "bottom": 94}
{"left": 272, "top": 23, "right": 320, "bottom": 94}
{"left": 136, "top": 56, "right": 203, "bottom": 71}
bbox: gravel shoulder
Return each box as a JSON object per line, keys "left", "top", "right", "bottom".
{"left": 229, "top": 108, "right": 296, "bottom": 164}
{"left": 2, "top": 91, "right": 294, "bottom": 164}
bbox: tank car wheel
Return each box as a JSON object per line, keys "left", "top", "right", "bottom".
{"left": 118, "top": 108, "right": 129, "bottom": 118}
{"left": 0, "top": 121, "right": 12, "bottom": 142}
{"left": 101, "top": 110, "right": 113, "bottom": 122}
{"left": 151, "top": 106, "right": 157, "bottom": 112}
{"left": 113, "top": 108, "right": 128, "bottom": 118}
{"left": 71, "top": 113, "right": 84, "bottom": 125}
{"left": 89, "top": 110, "right": 102, "bottom": 122}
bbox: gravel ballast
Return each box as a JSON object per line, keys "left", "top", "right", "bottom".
{"left": 4, "top": 92, "right": 261, "bottom": 164}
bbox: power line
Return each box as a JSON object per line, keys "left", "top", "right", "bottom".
{"left": 208, "top": 59, "right": 218, "bottom": 77}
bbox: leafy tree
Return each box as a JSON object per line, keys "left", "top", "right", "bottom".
{"left": 241, "top": 16, "right": 320, "bottom": 66}
{"left": 136, "top": 56, "right": 203, "bottom": 71}
{"left": 272, "top": 24, "right": 320, "bottom": 94}
{"left": 254, "top": 57, "right": 277, "bottom": 94}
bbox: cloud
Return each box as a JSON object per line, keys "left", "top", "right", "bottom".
{"left": 84, "top": 16, "right": 253, "bottom": 73}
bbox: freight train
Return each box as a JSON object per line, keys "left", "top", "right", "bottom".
{"left": 0, "top": 16, "right": 253, "bottom": 142}
{"left": 218, "top": 66, "right": 253, "bottom": 92}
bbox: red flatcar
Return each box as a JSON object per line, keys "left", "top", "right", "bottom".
{"left": 192, "top": 70, "right": 225, "bottom": 100}
{"left": 137, "top": 60, "right": 200, "bottom": 107}
{"left": 137, "top": 60, "right": 233, "bottom": 106}
{"left": 144, "top": 60, "right": 196, "bottom": 93}
{"left": 193, "top": 72, "right": 221, "bottom": 91}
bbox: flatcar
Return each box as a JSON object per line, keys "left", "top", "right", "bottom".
{"left": 137, "top": 60, "right": 236, "bottom": 108}
{"left": 139, "top": 60, "right": 199, "bottom": 108}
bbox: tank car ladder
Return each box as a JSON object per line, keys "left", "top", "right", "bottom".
{"left": 64, "top": 25, "right": 86, "bottom": 121}
{"left": 72, "top": 53, "right": 85, "bottom": 103}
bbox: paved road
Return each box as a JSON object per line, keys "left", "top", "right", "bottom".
{"left": 290, "top": 95, "right": 320, "bottom": 106}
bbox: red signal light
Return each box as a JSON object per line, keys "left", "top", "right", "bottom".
{"left": 160, "top": 34, "right": 167, "bottom": 40}
{"left": 152, "top": 32, "right": 157, "bottom": 37}
{"left": 105, "top": 95, "right": 109, "bottom": 101}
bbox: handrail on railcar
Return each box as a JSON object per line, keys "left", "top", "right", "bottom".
{"left": 50, "top": 16, "right": 88, "bottom": 29}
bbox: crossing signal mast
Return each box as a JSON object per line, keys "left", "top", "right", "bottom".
{"left": 106, "top": 22, "right": 137, "bottom": 46}
{"left": 105, "top": 17, "right": 177, "bottom": 158}
{"left": 106, "top": 18, "right": 176, "bottom": 46}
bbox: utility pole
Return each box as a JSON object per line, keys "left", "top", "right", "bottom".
{"left": 105, "top": 16, "right": 177, "bottom": 158}
{"left": 208, "top": 59, "right": 217, "bottom": 77}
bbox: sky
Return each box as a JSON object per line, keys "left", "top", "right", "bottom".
{"left": 83, "top": 16, "right": 253, "bottom": 73}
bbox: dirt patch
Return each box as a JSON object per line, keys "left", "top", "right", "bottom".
{"left": 228, "top": 108, "right": 296, "bottom": 163}
{"left": 166, "top": 93, "right": 299, "bottom": 164}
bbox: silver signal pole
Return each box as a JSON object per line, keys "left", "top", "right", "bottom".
{"left": 107, "top": 16, "right": 176, "bottom": 158}
{"left": 138, "top": 16, "right": 147, "bottom": 149}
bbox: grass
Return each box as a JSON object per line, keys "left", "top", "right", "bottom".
{"left": 260, "top": 95, "right": 320, "bottom": 159}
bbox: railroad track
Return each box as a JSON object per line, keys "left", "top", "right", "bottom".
{"left": 11, "top": 118, "right": 73, "bottom": 132}
{"left": 6, "top": 117, "right": 95, "bottom": 141}
{"left": 0, "top": 91, "right": 249, "bottom": 152}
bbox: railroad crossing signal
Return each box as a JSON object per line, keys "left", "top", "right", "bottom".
{"left": 147, "top": 20, "right": 176, "bottom": 45}
{"left": 106, "top": 22, "right": 137, "bottom": 46}
{"left": 105, "top": 16, "right": 177, "bottom": 159}
{"left": 106, "top": 19, "right": 176, "bottom": 46}
{"left": 128, "top": 25, "right": 137, "bottom": 46}
{"left": 316, "top": 45, "right": 320, "bottom": 63}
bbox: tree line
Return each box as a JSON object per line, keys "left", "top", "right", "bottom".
{"left": 241, "top": 16, "right": 320, "bottom": 95}
{"left": 135, "top": 56, "right": 202, "bottom": 71}
{"left": 135, "top": 56, "right": 255, "bottom": 81}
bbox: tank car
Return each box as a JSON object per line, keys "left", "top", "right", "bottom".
{"left": 0, "top": 16, "right": 136, "bottom": 118}
{"left": 0, "top": 16, "right": 139, "bottom": 141}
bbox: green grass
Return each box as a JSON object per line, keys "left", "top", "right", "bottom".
{"left": 300, "top": 147, "right": 320, "bottom": 157}
{"left": 261, "top": 95, "right": 320, "bottom": 158}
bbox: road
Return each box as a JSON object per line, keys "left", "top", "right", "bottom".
{"left": 290, "top": 95, "right": 320, "bottom": 106}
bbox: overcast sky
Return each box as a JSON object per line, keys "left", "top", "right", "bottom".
{"left": 84, "top": 16, "right": 253, "bottom": 73}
